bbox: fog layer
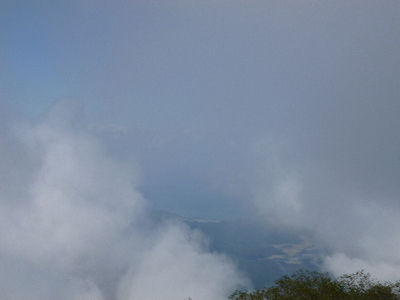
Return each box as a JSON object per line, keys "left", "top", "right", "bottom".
{"left": 0, "top": 100, "right": 248, "bottom": 300}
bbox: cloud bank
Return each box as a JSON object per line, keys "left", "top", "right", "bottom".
{"left": 0, "top": 99, "right": 248, "bottom": 300}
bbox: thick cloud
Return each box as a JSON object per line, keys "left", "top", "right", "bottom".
{"left": 0, "top": 99, "right": 248, "bottom": 300}
{"left": 119, "top": 221, "right": 246, "bottom": 300}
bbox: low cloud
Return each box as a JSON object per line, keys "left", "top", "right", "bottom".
{"left": 0, "top": 99, "right": 248, "bottom": 300}
{"left": 248, "top": 135, "right": 400, "bottom": 282}
{"left": 119, "top": 221, "right": 246, "bottom": 300}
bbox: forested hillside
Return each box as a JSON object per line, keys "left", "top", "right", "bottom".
{"left": 229, "top": 269, "right": 400, "bottom": 300}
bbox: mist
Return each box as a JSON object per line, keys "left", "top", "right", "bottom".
{"left": 1, "top": 0, "right": 400, "bottom": 295}
{"left": 0, "top": 99, "right": 248, "bottom": 300}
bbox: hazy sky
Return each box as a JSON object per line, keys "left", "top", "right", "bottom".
{"left": 1, "top": 0, "right": 400, "bottom": 298}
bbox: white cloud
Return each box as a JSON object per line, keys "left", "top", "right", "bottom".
{"left": 119, "top": 221, "right": 248, "bottom": 300}
{"left": 250, "top": 135, "right": 400, "bottom": 282}
{"left": 324, "top": 253, "right": 400, "bottom": 283}
{"left": 0, "top": 99, "right": 248, "bottom": 300}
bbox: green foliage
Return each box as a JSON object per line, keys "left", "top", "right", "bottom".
{"left": 229, "top": 269, "right": 400, "bottom": 300}
{"left": 337, "top": 271, "right": 400, "bottom": 300}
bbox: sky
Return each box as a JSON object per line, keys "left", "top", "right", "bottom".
{"left": 1, "top": 0, "right": 400, "bottom": 299}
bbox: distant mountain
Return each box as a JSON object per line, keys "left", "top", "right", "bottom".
{"left": 149, "top": 210, "right": 324, "bottom": 288}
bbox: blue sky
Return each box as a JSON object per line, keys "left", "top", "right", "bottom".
{"left": 2, "top": 0, "right": 400, "bottom": 288}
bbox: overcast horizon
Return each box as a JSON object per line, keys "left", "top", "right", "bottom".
{"left": 1, "top": 0, "right": 400, "bottom": 299}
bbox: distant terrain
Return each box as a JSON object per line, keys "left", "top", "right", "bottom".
{"left": 150, "top": 210, "right": 324, "bottom": 288}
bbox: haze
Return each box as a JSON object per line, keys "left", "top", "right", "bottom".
{"left": 1, "top": 0, "right": 400, "bottom": 299}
